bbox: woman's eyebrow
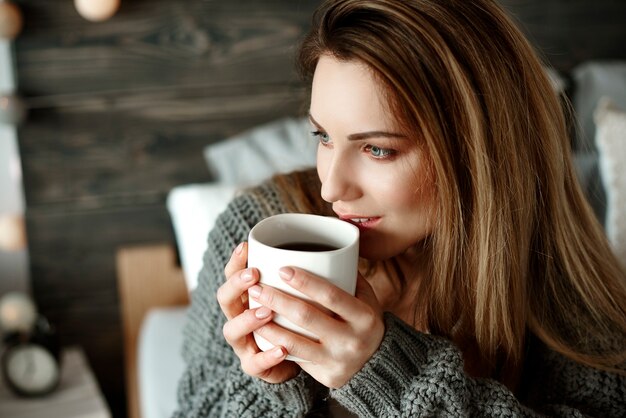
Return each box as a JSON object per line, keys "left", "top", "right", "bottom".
{"left": 308, "top": 112, "right": 406, "bottom": 140}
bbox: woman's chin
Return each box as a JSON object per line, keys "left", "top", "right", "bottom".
{"left": 358, "top": 245, "right": 397, "bottom": 261}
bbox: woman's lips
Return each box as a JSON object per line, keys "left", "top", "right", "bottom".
{"left": 338, "top": 215, "right": 381, "bottom": 230}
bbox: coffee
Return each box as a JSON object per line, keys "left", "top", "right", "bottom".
{"left": 276, "top": 242, "right": 339, "bottom": 252}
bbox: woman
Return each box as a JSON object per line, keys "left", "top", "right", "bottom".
{"left": 174, "top": 0, "right": 626, "bottom": 416}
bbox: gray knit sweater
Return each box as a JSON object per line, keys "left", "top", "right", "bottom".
{"left": 173, "top": 179, "right": 625, "bottom": 417}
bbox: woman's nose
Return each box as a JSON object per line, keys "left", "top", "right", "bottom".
{"left": 319, "top": 155, "right": 360, "bottom": 203}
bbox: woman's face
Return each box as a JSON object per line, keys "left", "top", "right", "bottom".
{"left": 311, "top": 55, "right": 437, "bottom": 260}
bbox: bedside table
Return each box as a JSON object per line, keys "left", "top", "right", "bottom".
{"left": 0, "top": 346, "right": 111, "bottom": 418}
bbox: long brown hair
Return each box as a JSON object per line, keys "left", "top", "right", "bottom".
{"left": 279, "top": 0, "right": 626, "bottom": 382}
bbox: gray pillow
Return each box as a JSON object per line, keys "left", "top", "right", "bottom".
{"left": 203, "top": 117, "right": 317, "bottom": 187}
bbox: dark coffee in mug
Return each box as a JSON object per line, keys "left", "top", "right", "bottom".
{"left": 275, "top": 242, "right": 339, "bottom": 252}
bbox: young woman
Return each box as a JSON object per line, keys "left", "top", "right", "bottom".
{"left": 174, "top": 1, "right": 626, "bottom": 416}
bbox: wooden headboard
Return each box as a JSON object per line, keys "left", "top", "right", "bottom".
{"left": 116, "top": 244, "right": 188, "bottom": 418}
{"left": 13, "top": 1, "right": 626, "bottom": 417}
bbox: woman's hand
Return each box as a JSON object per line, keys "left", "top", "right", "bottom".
{"left": 216, "top": 242, "right": 300, "bottom": 383}
{"left": 249, "top": 267, "right": 385, "bottom": 388}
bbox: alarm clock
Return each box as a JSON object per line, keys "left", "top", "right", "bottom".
{"left": 1, "top": 316, "right": 61, "bottom": 397}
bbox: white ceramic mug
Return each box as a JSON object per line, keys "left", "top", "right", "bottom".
{"left": 247, "top": 213, "right": 359, "bottom": 361}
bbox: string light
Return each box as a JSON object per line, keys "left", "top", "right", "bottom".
{"left": 0, "top": 1, "right": 23, "bottom": 40}
{"left": 0, "top": 292, "right": 37, "bottom": 333}
{"left": 74, "top": 0, "right": 121, "bottom": 22}
{"left": 0, "top": 214, "right": 27, "bottom": 252}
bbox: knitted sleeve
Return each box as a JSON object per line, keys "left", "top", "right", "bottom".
{"left": 331, "top": 313, "right": 626, "bottom": 417}
{"left": 172, "top": 184, "right": 322, "bottom": 417}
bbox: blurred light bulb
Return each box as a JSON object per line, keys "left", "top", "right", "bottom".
{"left": 75, "top": 0, "right": 120, "bottom": 22}
{"left": 0, "top": 1, "right": 23, "bottom": 40}
{"left": 0, "top": 214, "right": 27, "bottom": 251}
{"left": 0, "top": 291, "right": 37, "bottom": 333}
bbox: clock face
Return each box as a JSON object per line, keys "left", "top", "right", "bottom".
{"left": 3, "top": 343, "right": 60, "bottom": 395}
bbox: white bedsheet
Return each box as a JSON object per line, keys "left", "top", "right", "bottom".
{"left": 138, "top": 306, "right": 188, "bottom": 418}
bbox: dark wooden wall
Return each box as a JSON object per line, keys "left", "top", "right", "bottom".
{"left": 499, "top": 0, "right": 626, "bottom": 154}
{"left": 12, "top": 0, "right": 626, "bottom": 416}
{"left": 501, "top": 0, "right": 626, "bottom": 73}
{"left": 14, "top": 1, "right": 319, "bottom": 416}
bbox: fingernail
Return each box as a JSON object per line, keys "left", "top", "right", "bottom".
{"left": 255, "top": 306, "right": 272, "bottom": 319}
{"left": 279, "top": 267, "right": 294, "bottom": 281}
{"left": 235, "top": 242, "right": 245, "bottom": 255}
{"left": 249, "top": 285, "right": 261, "bottom": 299}
{"left": 272, "top": 346, "right": 286, "bottom": 358}
{"left": 241, "top": 268, "right": 254, "bottom": 282}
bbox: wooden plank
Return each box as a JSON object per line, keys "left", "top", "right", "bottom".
{"left": 19, "top": 84, "right": 307, "bottom": 210}
{"left": 116, "top": 244, "right": 188, "bottom": 418}
{"left": 14, "top": 0, "right": 319, "bottom": 96}
{"left": 500, "top": 0, "right": 626, "bottom": 71}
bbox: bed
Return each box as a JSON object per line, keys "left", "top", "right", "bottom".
{"left": 115, "top": 2, "right": 626, "bottom": 418}
{"left": 116, "top": 116, "right": 317, "bottom": 418}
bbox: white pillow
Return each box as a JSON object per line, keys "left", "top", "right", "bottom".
{"left": 166, "top": 183, "right": 237, "bottom": 292}
{"left": 594, "top": 97, "right": 626, "bottom": 267}
{"left": 203, "top": 117, "right": 317, "bottom": 186}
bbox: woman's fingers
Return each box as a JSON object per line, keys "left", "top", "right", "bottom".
{"left": 217, "top": 267, "right": 259, "bottom": 320}
{"left": 253, "top": 321, "right": 322, "bottom": 363}
{"left": 266, "top": 271, "right": 384, "bottom": 389}
{"left": 228, "top": 264, "right": 384, "bottom": 388}
{"left": 248, "top": 282, "right": 337, "bottom": 338}
{"left": 277, "top": 267, "right": 370, "bottom": 320}
{"left": 223, "top": 308, "right": 299, "bottom": 383}
{"left": 240, "top": 347, "right": 290, "bottom": 379}
{"left": 222, "top": 307, "right": 274, "bottom": 353}
{"left": 217, "top": 242, "right": 262, "bottom": 320}
{"left": 219, "top": 242, "right": 302, "bottom": 384}
{"left": 224, "top": 242, "right": 247, "bottom": 279}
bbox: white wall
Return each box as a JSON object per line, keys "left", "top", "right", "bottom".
{"left": 0, "top": 37, "right": 30, "bottom": 295}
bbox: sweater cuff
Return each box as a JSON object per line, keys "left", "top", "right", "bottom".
{"left": 330, "top": 312, "right": 430, "bottom": 417}
{"left": 254, "top": 370, "right": 320, "bottom": 413}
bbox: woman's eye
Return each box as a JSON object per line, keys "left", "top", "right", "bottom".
{"left": 365, "top": 144, "right": 395, "bottom": 159}
{"left": 311, "top": 131, "right": 331, "bottom": 145}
